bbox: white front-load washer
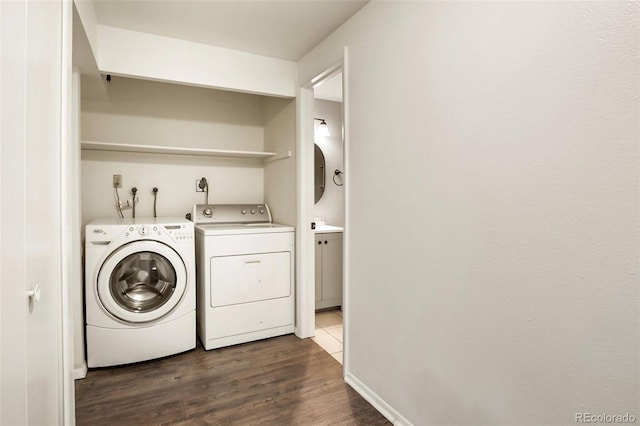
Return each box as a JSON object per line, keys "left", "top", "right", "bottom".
{"left": 85, "top": 217, "right": 195, "bottom": 368}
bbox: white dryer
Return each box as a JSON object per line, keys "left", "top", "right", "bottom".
{"left": 85, "top": 217, "right": 195, "bottom": 368}
{"left": 193, "top": 204, "right": 295, "bottom": 350}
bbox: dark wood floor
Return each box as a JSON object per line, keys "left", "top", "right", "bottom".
{"left": 75, "top": 334, "right": 390, "bottom": 425}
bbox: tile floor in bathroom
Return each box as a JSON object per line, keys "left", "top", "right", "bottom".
{"left": 312, "top": 308, "right": 343, "bottom": 364}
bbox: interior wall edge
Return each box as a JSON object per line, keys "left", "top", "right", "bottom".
{"left": 344, "top": 372, "right": 412, "bottom": 426}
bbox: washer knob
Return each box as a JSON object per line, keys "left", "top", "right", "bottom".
{"left": 139, "top": 226, "right": 148, "bottom": 235}
{"left": 241, "top": 209, "right": 247, "bottom": 214}
{"left": 203, "top": 208, "right": 212, "bottom": 217}
{"left": 251, "top": 209, "right": 256, "bottom": 214}
{"left": 259, "top": 208, "right": 265, "bottom": 214}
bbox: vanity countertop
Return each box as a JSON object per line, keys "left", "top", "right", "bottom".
{"left": 314, "top": 224, "right": 344, "bottom": 234}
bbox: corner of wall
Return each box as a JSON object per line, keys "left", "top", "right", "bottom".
{"left": 344, "top": 373, "right": 413, "bottom": 426}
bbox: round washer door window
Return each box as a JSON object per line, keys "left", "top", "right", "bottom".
{"left": 97, "top": 240, "right": 187, "bottom": 323}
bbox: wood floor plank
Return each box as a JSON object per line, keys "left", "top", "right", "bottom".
{"left": 75, "top": 334, "right": 390, "bottom": 425}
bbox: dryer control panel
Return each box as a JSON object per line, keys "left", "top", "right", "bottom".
{"left": 192, "top": 204, "right": 272, "bottom": 225}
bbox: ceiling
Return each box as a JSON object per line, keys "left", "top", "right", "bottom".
{"left": 92, "top": 0, "right": 369, "bottom": 61}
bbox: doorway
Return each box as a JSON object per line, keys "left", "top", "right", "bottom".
{"left": 311, "top": 71, "right": 345, "bottom": 363}
{"left": 295, "top": 51, "right": 350, "bottom": 374}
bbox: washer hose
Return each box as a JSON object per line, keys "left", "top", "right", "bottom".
{"left": 114, "top": 188, "right": 124, "bottom": 218}
{"left": 198, "top": 177, "right": 209, "bottom": 204}
{"left": 131, "top": 187, "right": 138, "bottom": 218}
{"left": 152, "top": 187, "right": 158, "bottom": 218}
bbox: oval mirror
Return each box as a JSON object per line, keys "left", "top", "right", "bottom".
{"left": 314, "top": 144, "right": 325, "bottom": 204}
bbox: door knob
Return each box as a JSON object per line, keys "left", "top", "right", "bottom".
{"left": 27, "top": 284, "right": 41, "bottom": 303}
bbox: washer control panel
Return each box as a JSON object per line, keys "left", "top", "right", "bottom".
{"left": 164, "top": 224, "right": 194, "bottom": 241}
{"left": 86, "top": 219, "right": 194, "bottom": 245}
{"left": 192, "top": 204, "right": 272, "bottom": 224}
{"left": 121, "top": 224, "right": 193, "bottom": 241}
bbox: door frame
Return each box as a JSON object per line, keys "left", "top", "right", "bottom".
{"left": 295, "top": 47, "right": 350, "bottom": 372}
{"left": 61, "top": 0, "right": 76, "bottom": 422}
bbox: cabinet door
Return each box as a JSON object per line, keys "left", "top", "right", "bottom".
{"left": 315, "top": 234, "right": 323, "bottom": 302}
{"left": 321, "top": 233, "right": 343, "bottom": 303}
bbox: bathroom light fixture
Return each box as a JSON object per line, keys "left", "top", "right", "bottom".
{"left": 314, "top": 118, "right": 330, "bottom": 137}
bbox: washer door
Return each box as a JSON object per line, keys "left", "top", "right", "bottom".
{"left": 97, "top": 240, "right": 187, "bottom": 323}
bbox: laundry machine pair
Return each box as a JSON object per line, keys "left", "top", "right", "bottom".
{"left": 85, "top": 217, "right": 195, "bottom": 368}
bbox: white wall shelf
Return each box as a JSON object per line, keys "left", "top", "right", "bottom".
{"left": 81, "top": 141, "right": 277, "bottom": 160}
{"left": 263, "top": 150, "right": 292, "bottom": 163}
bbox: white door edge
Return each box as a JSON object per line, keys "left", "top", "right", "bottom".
{"left": 295, "top": 85, "right": 315, "bottom": 339}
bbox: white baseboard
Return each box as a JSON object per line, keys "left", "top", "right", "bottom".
{"left": 73, "top": 363, "right": 87, "bottom": 380}
{"left": 344, "top": 372, "right": 413, "bottom": 426}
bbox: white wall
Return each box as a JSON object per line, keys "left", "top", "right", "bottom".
{"left": 72, "top": 0, "right": 99, "bottom": 64}
{"left": 300, "top": 2, "right": 639, "bottom": 424}
{"left": 81, "top": 153, "right": 264, "bottom": 222}
{"left": 97, "top": 25, "right": 297, "bottom": 98}
{"left": 313, "top": 99, "right": 344, "bottom": 227}
{"left": 263, "top": 98, "right": 297, "bottom": 226}
{"left": 82, "top": 76, "right": 265, "bottom": 151}
{"left": 81, "top": 77, "right": 267, "bottom": 225}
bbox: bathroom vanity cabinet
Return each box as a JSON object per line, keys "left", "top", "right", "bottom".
{"left": 315, "top": 232, "right": 343, "bottom": 310}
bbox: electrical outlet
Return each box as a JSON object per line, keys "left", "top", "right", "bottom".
{"left": 113, "top": 174, "right": 122, "bottom": 188}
